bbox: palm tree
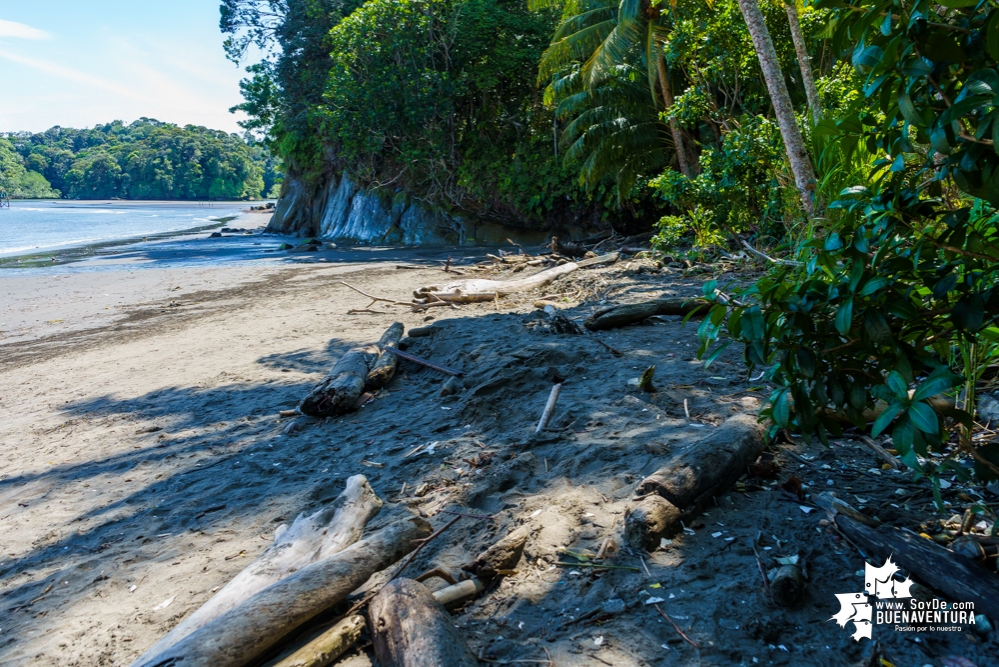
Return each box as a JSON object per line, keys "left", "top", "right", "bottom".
{"left": 736, "top": 0, "right": 816, "bottom": 218}
{"left": 552, "top": 65, "right": 672, "bottom": 202}
{"left": 534, "top": 0, "right": 695, "bottom": 177}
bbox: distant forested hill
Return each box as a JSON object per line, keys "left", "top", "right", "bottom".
{"left": 0, "top": 119, "right": 281, "bottom": 200}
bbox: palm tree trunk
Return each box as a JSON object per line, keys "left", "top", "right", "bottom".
{"left": 785, "top": 1, "right": 822, "bottom": 125}
{"left": 737, "top": 0, "right": 816, "bottom": 218}
{"left": 656, "top": 53, "right": 694, "bottom": 179}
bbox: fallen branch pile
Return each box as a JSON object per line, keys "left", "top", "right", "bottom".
{"left": 131, "top": 473, "right": 530, "bottom": 667}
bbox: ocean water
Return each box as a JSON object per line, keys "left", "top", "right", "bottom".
{"left": 0, "top": 200, "right": 254, "bottom": 258}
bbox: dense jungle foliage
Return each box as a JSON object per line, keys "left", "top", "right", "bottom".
{"left": 0, "top": 119, "right": 280, "bottom": 200}
{"left": 227, "top": 0, "right": 999, "bottom": 488}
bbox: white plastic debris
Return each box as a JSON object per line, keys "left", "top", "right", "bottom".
{"left": 154, "top": 595, "right": 175, "bottom": 610}
{"left": 800, "top": 506, "right": 814, "bottom": 514}
{"left": 645, "top": 597, "right": 666, "bottom": 605}
{"left": 129, "top": 585, "right": 137, "bottom": 593}
{"left": 594, "top": 636, "right": 605, "bottom": 646}
{"left": 711, "top": 531, "right": 724, "bottom": 538}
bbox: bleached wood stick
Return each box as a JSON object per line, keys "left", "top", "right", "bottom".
{"left": 270, "top": 615, "right": 365, "bottom": 667}
{"left": 536, "top": 383, "right": 562, "bottom": 433}
{"left": 131, "top": 517, "right": 432, "bottom": 667}
{"left": 141, "top": 476, "right": 383, "bottom": 658}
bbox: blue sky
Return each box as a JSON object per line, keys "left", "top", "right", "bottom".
{"left": 0, "top": 2, "right": 257, "bottom": 134}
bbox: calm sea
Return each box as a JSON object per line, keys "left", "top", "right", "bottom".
{"left": 0, "top": 200, "right": 256, "bottom": 257}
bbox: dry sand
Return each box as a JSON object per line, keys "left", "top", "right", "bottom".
{"left": 0, "top": 237, "right": 994, "bottom": 667}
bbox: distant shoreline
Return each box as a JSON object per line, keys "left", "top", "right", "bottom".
{"left": 0, "top": 217, "right": 241, "bottom": 268}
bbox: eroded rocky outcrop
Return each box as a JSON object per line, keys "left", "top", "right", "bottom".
{"left": 267, "top": 173, "right": 573, "bottom": 246}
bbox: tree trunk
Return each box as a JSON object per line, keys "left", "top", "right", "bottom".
{"left": 785, "top": 1, "right": 822, "bottom": 125}
{"left": 627, "top": 415, "right": 765, "bottom": 550}
{"left": 584, "top": 298, "right": 710, "bottom": 330}
{"left": 737, "top": 0, "right": 817, "bottom": 218}
{"left": 656, "top": 48, "right": 695, "bottom": 179}
{"left": 369, "top": 579, "right": 480, "bottom": 667}
{"left": 142, "top": 476, "right": 383, "bottom": 657}
{"left": 299, "top": 323, "right": 404, "bottom": 417}
{"left": 131, "top": 517, "right": 432, "bottom": 667}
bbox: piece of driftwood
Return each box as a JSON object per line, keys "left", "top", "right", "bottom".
{"left": 625, "top": 495, "right": 681, "bottom": 551}
{"left": 369, "top": 579, "right": 480, "bottom": 667}
{"left": 461, "top": 526, "right": 530, "bottom": 581}
{"left": 536, "top": 383, "right": 563, "bottom": 433}
{"left": 818, "top": 495, "right": 999, "bottom": 620}
{"left": 416, "top": 260, "right": 587, "bottom": 303}
{"left": 858, "top": 435, "right": 902, "bottom": 470}
{"left": 584, "top": 298, "right": 711, "bottom": 330}
{"left": 431, "top": 577, "right": 484, "bottom": 608}
{"left": 270, "top": 615, "right": 365, "bottom": 667}
{"left": 628, "top": 414, "right": 766, "bottom": 550}
{"left": 770, "top": 564, "right": 804, "bottom": 606}
{"left": 383, "top": 347, "right": 463, "bottom": 376}
{"left": 577, "top": 251, "right": 619, "bottom": 268}
{"left": 299, "top": 323, "right": 404, "bottom": 417}
{"left": 142, "top": 476, "right": 383, "bottom": 658}
{"left": 132, "top": 517, "right": 431, "bottom": 667}
{"left": 366, "top": 322, "right": 405, "bottom": 389}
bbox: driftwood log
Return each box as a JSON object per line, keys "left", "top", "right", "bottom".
{"left": 414, "top": 253, "right": 617, "bottom": 305}
{"left": 269, "top": 615, "right": 366, "bottom": 667}
{"left": 143, "top": 475, "right": 383, "bottom": 657}
{"left": 461, "top": 525, "right": 530, "bottom": 581}
{"left": 131, "top": 517, "right": 432, "bottom": 667}
{"left": 817, "top": 494, "right": 999, "bottom": 621}
{"left": 585, "top": 298, "right": 710, "bottom": 330}
{"left": 626, "top": 414, "right": 766, "bottom": 551}
{"left": 299, "top": 322, "right": 404, "bottom": 417}
{"left": 369, "top": 579, "right": 480, "bottom": 667}
{"left": 625, "top": 495, "right": 681, "bottom": 551}
{"left": 366, "top": 322, "right": 405, "bottom": 389}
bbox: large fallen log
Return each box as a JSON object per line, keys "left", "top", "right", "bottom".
{"left": 626, "top": 414, "right": 766, "bottom": 550}
{"left": 816, "top": 493, "right": 999, "bottom": 621}
{"left": 131, "top": 517, "right": 432, "bottom": 667}
{"left": 143, "top": 476, "right": 383, "bottom": 657}
{"left": 585, "top": 298, "right": 710, "bottom": 330}
{"left": 415, "top": 261, "right": 580, "bottom": 304}
{"left": 299, "top": 322, "right": 404, "bottom": 417}
{"left": 369, "top": 579, "right": 480, "bottom": 667}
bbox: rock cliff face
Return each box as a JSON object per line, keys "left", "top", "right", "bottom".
{"left": 267, "top": 173, "right": 573, "bottom": 246}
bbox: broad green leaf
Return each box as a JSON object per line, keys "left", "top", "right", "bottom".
{"left": 835, "top": 297, "right": 854, "bottom": 335}
{"left": 872, "top": 401, "right": 904, "bottom": 436}
{"left": 886, "top": 370, "right": 908, "bottom": 399}
{"left": 772, "top": 389, "right": 790, "bottom": 427}
{"left": 898, "top": 93, "right": 923, "bottom": 127}
{"left": 912, "top": 367, "right": 961, "bottom": 401}
{"left": 864, "top": 310, "right": 893, "bottom": 346}
{"left": 908, "top": 401, "right": 939, "bottom": 433}
{"left": 989, "top": 11, "right": 999, "bottom": 62}
{"left": 859, "top": 277, "right": 888, "bottom": 296}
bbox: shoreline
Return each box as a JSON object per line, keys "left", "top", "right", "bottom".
{"left": 0, "top": 217, "right": 239, "bottom": 268}
{"left": 0, "top": 200, "right": 275, "bottom": 266}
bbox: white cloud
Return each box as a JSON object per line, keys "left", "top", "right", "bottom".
{"left": 0, "top": 19, "right": 51, "bottom": 40}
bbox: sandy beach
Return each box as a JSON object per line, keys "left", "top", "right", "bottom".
{"left": 0, "top": 231, "right": 994, "bottom": 667}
